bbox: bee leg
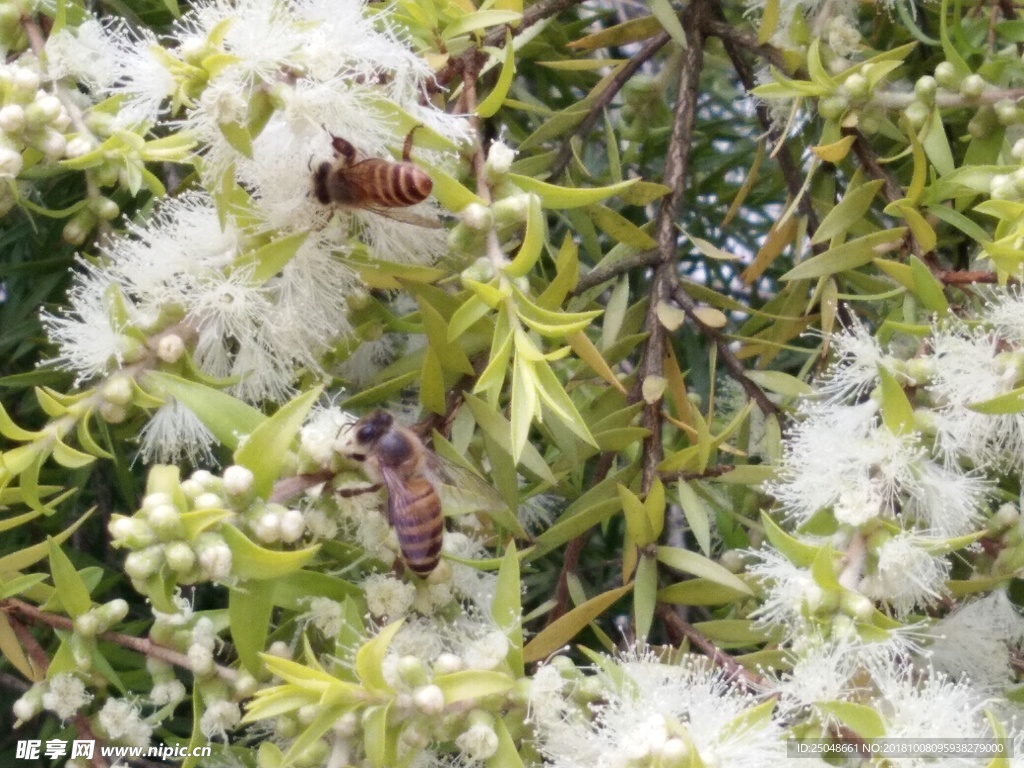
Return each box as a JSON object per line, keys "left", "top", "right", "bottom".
{"left": 330, "top": 134, "right": 357, "bottom": 166}
{"left": 402, "top": 125, "right": 425, "bottom": 162}
{"left": 335, "top": 482, "right": 382, "bottom": 498}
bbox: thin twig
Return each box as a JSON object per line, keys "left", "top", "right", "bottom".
{"left": 3, "top": 598, "right": 237, "bottom": 683}
{"left": 549, "top": 31, "right": 671, "bottom": 179}
{"left": 638, "top": 0, "right": 710, "bottom": 493}
{"left": 656, "top": 604, "right": 764, "bottom": 690}
{"left": 671, "top": 284, "right": 780, "bottom": 418}
{"left": 573, "top": 248, "right": 659, "bottom": 294}
{"left": 713, "top": 12, "right": 822, "bottom": 236}
{"left": 545, "top": 452, "right": 616, "bottom": 627}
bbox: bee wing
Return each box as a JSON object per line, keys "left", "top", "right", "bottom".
{"left": 421, "top": 452, "right": 528, "bottom": 536}
{"left": 376, "top": 463, "right": 416, "bottom": 526}
{"left": 357, "top": 206, "right": 442, "bottom": 229}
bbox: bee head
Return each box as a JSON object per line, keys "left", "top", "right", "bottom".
{"left": 355, "top": 409, "right": 394, "bottom": 446}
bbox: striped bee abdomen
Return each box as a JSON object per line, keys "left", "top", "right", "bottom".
{"left": 366, "top": 160, "right": 432, "bottom": 207}
{"left": 387, "top": 475, "right": 443, "bottom": 577}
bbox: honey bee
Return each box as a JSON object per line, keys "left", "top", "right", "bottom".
{"left": 344, "top": 409, "right": 445, "bottom": 577}
{"left": 312, "top": 131, "right": 437, "bottom": 226}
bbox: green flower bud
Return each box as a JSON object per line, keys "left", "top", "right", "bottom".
{"left": 817, "top": 94, "right": 849, "bottom": 120}
{"left": 960, "top": 73, "right": 986, "bottom": 99}
{"left": 903, "top": 100, "right": 930, "bottom": 129}
{"left": 842, "top": 73, "right": 869, "bottom": 99}
{"left": 124, "top": 545, "right": 164, "bottom": 580}
{"left": 914, "top": 75, "right": 937, "bottom": 103}
{"left": 934, "top": 61, "right": 959, "bottom": 90}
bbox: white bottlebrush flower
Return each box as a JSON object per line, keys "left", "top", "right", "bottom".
{"left": 859, "top": 533, "right": 949, "bottom": 618}
{"left": 771, "top": 635, "right": 904, "bottom": 718}
{"left": 870, "top": 667, "right": 993, "bottom": 766}
{"left": 364, "top": 573, "right": 417, "bottom": 619}
{"left": 925, "top": 590, "right": 1024, "bottom": 692}
{"left": 138, "top": 399, "right": 217, "bottom": 467}
{"left": 102, "top": 24, "right": 178, "bottom": 126}
{"left": 746, "top": 548, "right": 821, "bottom": 634}
{"left": 40, "top": 260, "right": 133, "bottom": 383}
{"left": 97, "top": 698, "right": 153, "bottom": 748}
{"left": 44, "top": 19, "right": 119, "bottom": 91}
{"left": 929, "top": 327, "right": 1024, "bottom": 470}
{"left": 769, "top": 397, "right": 985, "bottom": 535}
{"left": 41, "top": 673, "right": 92, "bottom": 721}
{"left": 537, "top": 651, "right": 788, "bottom": 768}
{"left": 306, "top": 596, "right": 345, "bottom": 638}
{"left": 817, "top": 317, "right": 885, "bottom": 403}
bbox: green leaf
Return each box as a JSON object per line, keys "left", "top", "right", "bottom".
{"left": 658, "top": 578, "right": 752, "bottom": 606}
{"left": 634, "top": 554, "right": 657, "bottom": 640}
{"left": 817, "top": 701, "right": 887, "bottom": 739}
{"left": 0, "top": 510, "right": 93, "bottom": 573}
{"left": 511, "top": 354, "right": 538, "bottom": 464}
{"left": 356, "top": 620, "right": 404, "bottom": 694}
{"left": 492, "top": 543, "right": 524, "bottom": 674}
{"left": 533, "top": 361, "right": 598, "bottom": 447}
{"left": 811, "top": 180, "right": 884, "bottom": 245}
{"left": 505, "top": 173, "right": 639, "bottom": 209}
{"left": 218, "top": 121, "right": 253, "bottom": 158}
{"left": 477, "top": 30, "right": 516, "bottom": 118}
{"left": 506, "top": 194, "right": 546, "bottom": 277}
{"left": 417, "top": 295, "right": 476, "bottom": 375}
{"left": 235, "top": 385, "right": 323, "bottom": 498}
{"left": 235, "top": 231, "right": 309, "bottom": 285}
{"left": 589, "top": 204, "right": 657, "bottom": 249}
{"left": 618, "top": 484, "right": 653, "bottom": 546}
{"left": 655, "top": 546, "right": 753, "bottom": 595}
{"left": 908, "top": 254, "right": 949, "bottom": 313}
{"left": 464, "top": 393, "right": 557, "bottom": 485}
{"left": 48, "top": 540, "right": 92, "bottom": 617}
{"left": 523, "top": 583, "right": 633, "bottom": 662}
{"left": 969, "top": 385, "right": 1024, "bottom": 415}
{"left": 441, "top": 9, "right": 521, "bottom": 42}
{"left": 229, "top": 580, "right": 274, "bottom": 675}
{"left": 143, "top": 372, "right": 264, "bottom": 450}
{"left": 781, "top": 228, "right": 908, "bottom": 281}
{"left": 448, "top": 294, "right": 493, "bottom": 341}
{"left": 878, "top": 365, "right": 914, "bottom": 435}
{"left": 433, "top": 670, "right": 515, "bottom": 702}
{"left": 676, "top": 480, "right": 711, "bottom": 556}
{"left": 649, "top": 0, "right": 687, "bottom": 46}
{"left": 219, "top": 525, "right": 320, "bottom": 580}
{"left": 419, "top": 162, "right": 486, "bottom": 212}
{"left": 486, "top": 716, "right": 526, "bottom": 768}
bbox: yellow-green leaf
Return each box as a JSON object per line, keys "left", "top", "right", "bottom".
{"left": 523, "top": 583, "right": 633, "bottom": 662}
{"left": 477, "top": 30, "right": 516, "bottom": 118}
{"left": 219, "top": 524, "right": 320, "bottom": 580}
{"left": 506, "top": 173, "right": 639, "bottom": 209}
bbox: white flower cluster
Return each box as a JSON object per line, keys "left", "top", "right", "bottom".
{"left": 38, "top": 0, "right": 469, "bottom": 463}
{"left": 753, "top": 292, "right": 1024, "bottom": 627}
{"left": 532, "top": 651, "right": 790, "bottom": 768}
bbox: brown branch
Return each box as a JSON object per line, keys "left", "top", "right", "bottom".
{"left": 545, "top": 452, "right": 617, "bottom": 627}
{"left": 549, "top": 31, "right": 672, "bottom": 179}
{"left": 936, "top": 269, "right": 1003, "bottom": 285}
{"left": 660, "top": 464, "right": 737, "bottom": 482}
{"left": 712, "top": 12, "right": 822, "bottom": 237}
{"left": 850, "top": 132, "right": 905, "bottom": 206}
{"left": 637, "top": 0, "right": 711, "bottom": 494}
{"left": 3, "top": 598, "right": 237, "bottom": 683}
{"left": 671, "top": 285, "right": 780, "bottom": 418}
{"left": 573, "top": 248, "right": 659, "bottom": 294}
{"left": 701, "top": 17, "right": 787, "bottom": 70}
{"left": 656, "top": 604, "right": 764, "bottom": 690}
